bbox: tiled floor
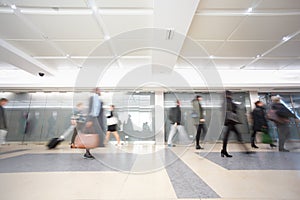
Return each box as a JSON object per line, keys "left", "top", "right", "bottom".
{"left": 0, "top": 142, "right": 300, "bottom": 200}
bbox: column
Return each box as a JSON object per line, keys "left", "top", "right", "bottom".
{"left": 155, "top": 91, "right": 165, "bottom": 145}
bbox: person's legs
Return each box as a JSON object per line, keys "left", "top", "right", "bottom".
{"left": 70, "top": 128, "right": 78, "bottom": 148}
{"left": 105, "top": 131, "right": 111, "bottom": 144}
{"left": 177, "top": 125, "right": 190, "bottom": 145}
{"left": 84, "top": 149, "right": 95, "bottom": 159}
{"left": 221, "top": 125, "right": 233, "bottom": 157}
{"left": 232, "top": 125, "right": 249, "bottom": 152}
{"left": 195, "top": 124, "right": 204, "bottom": 149}
{"left": 112, "top": 131, "right": 121, "bottom": 145}
{"left": 251, "top": 130, "right": 258, "bottom": 148}
{"left": 167, "top": 124, "right": 177, "bottom": 146}
{"left": 0, "top": 129, "right": 7, "bottom": 145}
{"left": 277, "top": 123, "right": 289, "bottom": 151}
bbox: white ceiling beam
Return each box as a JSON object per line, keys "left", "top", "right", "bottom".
{"left": 152, "top": 0, "right": 200, "bottom": 74}
{"left": 0, "top": 39, "right": 56, "bottom": 76}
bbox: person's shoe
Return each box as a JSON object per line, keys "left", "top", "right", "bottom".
{"left": 196, "top": 145, "right": 203, "bottom": 150}
{"left": 221, "top": 150, "right": 232, "bottom": 158}
{"left": 279, "top": 149, "right": 289, "bottom": 152}
{"left": 251, "top": 144, "right": 259, "bottom": 149}
{"left": 167, "top": 144, "right": 176, "bottom": 147}
{"left": 270, "top": 144, "right": 277, "bottom": 148}
{"left": 70, "top": 143, "right": 76, "bottom": 148}
{"left": 83, "top": 153, "right": 95, "bottom": 159}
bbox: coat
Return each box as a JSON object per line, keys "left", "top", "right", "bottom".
{"left": 191, "top": 99, "right": 204, "bottom": 125}
{"left": 252, "top": 106, "right": 268, "bottom": 131}
{"left": 224, "top": 96, "right": 238, "bottom": 126}
{"left": 168, "top": 106, "right": 181, "bottom": 125}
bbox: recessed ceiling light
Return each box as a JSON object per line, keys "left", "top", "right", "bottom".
{"left": 282, "top": 36, "right": 290, "bottom": 42}
{"left": 209, "top": 55, "right": 214, "bottom": 59}
{"left": 256, "top": 54, "right": 261, "bottom": 58}
{"left": 104, "top": 35, "right": 110, "bottom": 40}
{"left": 11, "top": 4, "right": 17, "bottom": 10}
{"left": 247, "top": 7, "right": 253, "bottom": 13}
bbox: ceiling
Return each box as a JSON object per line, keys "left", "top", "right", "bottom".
{"left": 0, "top": 0, "right": 300, "bottom": 90}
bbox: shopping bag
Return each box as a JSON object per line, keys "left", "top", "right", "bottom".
{"left": 261, "top": 128, "right": 272, "bottom": 144}
{"left": 74, "top": 128, "right": 99, "bottom": 149}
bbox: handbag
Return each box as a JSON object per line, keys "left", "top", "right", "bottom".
{"left": 74, "top": 129, "right": 99, "bottom": 149}
{"left": 191, "top": 111, "right": 199, "bottom": 118}
{"left": 225, "top": 111, "right": 241, "bottom": 124}
{"left": 266, "top": 109, "right": 289, "bottom": 124}
{"left": 261, "top": 128, "right": 272, "bottom": 144}
{"left": 107, "top": 117, "right": 118, "bottom": 126}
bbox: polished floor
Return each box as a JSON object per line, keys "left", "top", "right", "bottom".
{"left": 0, "top": 141, "right": 300, "bottom": 200}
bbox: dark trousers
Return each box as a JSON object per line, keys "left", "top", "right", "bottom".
{"left": 196, "top": 124, "right": 206, "bottom": 146}
{"left": 276, "top": 123, "right": 289, "bottom": 150}
{"left": 251, "top": 130, "right": 257, "bottom": 145}
{"left": 71, "top": 128, "right": 78, "bottom": 144}
{"left": 222, "top": 124, "right": 245, "bottom": 152}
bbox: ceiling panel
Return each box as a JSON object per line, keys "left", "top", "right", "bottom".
{"left": 180, "top": 40, "right": 223, "bottom": 57}
{"left": 283, "top": 60, "right": 300, "bottom": 70}
{"left": 266, "top": 40, "right": 300, "bottom": 57}
{"left": 257, "top": 0, "right": 300, "bottom": 10}
{"left": 216, "top": 41, "right": 277, "bottom": 57}
{"left": 95, "top": 0, "right": 153, "bottom": 8}
{"left": 54, "top": 41, "right": 103, "bottom": 56}
{"left": 102, "top": 15, "right": 153, "bottom": 37}
{"left": 246, "top": 59, "right": 294, "bottom": 70}
{"left": 37, "top": 58, "right": 79, "bottom": 70}
{"left": 197, "top": 0, "right": 253, "bottom": 10}
{"left": 230, "top": 16, "right": 300, "bottom": 40}
{"left": 6, "top": 0, "right": 87, "bottom": 8}
{"left": 213, "top": 59, "right": 252, "bottom": 69}
{"left": 25, "top": 14, "right": 103, "bottom": 39}
{"left": 0, "top": 13, "right": 42, "bottom": 39}
{"left": 188, "top": 16, "right": 244, "bottom": 40}
{"left": 8, "top": 40, "right": 62, "bottom": 56}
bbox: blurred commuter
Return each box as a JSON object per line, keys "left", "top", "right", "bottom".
{"left": 85, "top": 88, "right": 105, "bottom": 159}
{"left": 191, "top": 95, "right": 206, "bottom": 150}
{"left": 105, "top": 105, "right": 121, "bottom": 146}
{"left": 167, "top": 100, "right": 188, "bottom": 147}
{"left": 70, "top": 102, "right": 86, "bottom": 148}
{"left": 251, "top": 101, "right": 276, "bottom": 148}
{"left": 269, "top": 96, "right": 297, "bottom": 152}
{"left": 221, "top": 91, "right": 249, "bottom": 157}
{"left": 0, "top": 98, "right": 8, "bottom": 145}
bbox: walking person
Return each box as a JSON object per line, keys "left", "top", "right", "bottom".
{"left": 0, "top": 98, "right": 8, "bottom": 145}
{"left": 84, "top": 88, "right": 105, "bottom": 159}
{"left": 269, "top": 96, "right": 297, "bottom": 152}
{"left": 191, "top": 95, "right": 206, "bottom": 150}
{"left": 105, "top": 105, "right": 121, "bottom": 146}
{"left": 251, "top": 100, "right": 276, "bottom": 148}
{"left": 221, "top": 91, "right": 249, "bottom": 158}
{"left": 167, "top": 100, "right": 188, "bottom": 147}
{"left": 70, "top": 102, "right": 86, "bottom": 148}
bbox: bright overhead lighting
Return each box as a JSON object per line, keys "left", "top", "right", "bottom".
{"left": 10, "top": 4, "right": 17, "bottom": 10}
{"left": 256, "top": 54, "right": 261, "bottom": 58}
{"left": 104, "top": 35, "right": 110, "bottom": 40}
{"left": 247, "top": 7, "right": 253, "bottom": 13}
{"left": 282, "top": 36, "right": 291, "bottom": 42}
{"left": 209, "top": 55, "right": 214, "bottom": 59}
{"left": 98, "top": 8, "right": 153, "bottom": 15}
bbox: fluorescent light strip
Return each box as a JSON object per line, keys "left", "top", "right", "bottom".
{"left": 17, "top": 8, "right": 153, "bottom": 15}
{"left": 20, "top": 8, "right": 93, "bottom": 15}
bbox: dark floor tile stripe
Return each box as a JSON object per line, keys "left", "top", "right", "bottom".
{"left": 162, "top": 149, "right": 220, "bottom": 199}
{"left": 0, "top": 153, "right": 136, "bottom": 173}
{"left": 198, "top": 152, "right": 300, "bottom": 170}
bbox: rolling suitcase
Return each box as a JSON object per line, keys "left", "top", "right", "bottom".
{"left": 47, "top": 137, "right": 64, "bottom": 149}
